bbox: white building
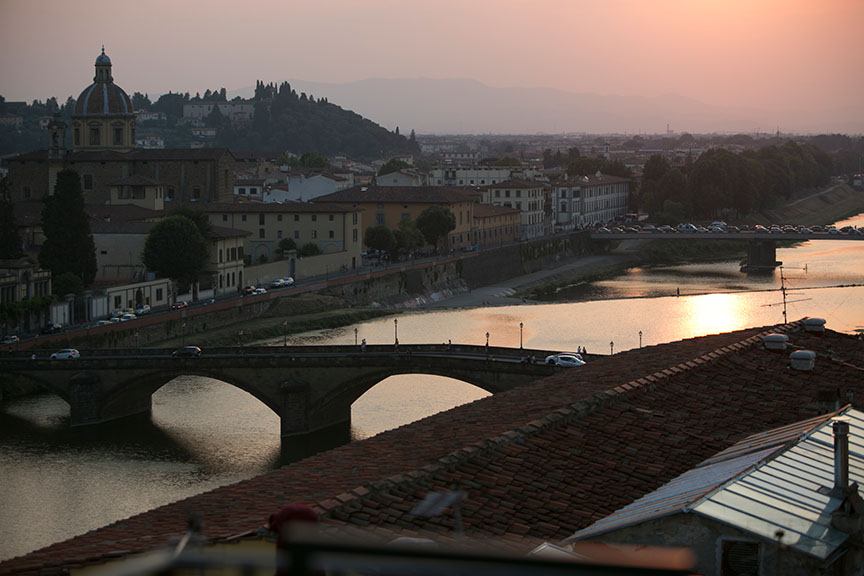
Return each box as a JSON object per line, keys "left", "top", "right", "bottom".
{"left": 375, "top": 169, "right": 425, "bottom": 187}
{"left": 182, "top": 101, "right": 255, "bottom": 125}
{"left": 264, "top": 173, "right": 351, "bottom": 203}
{"left": 483, "top": 179, "right": 546, "bottom": 241}
{"left": 552, "top": 172, "right": 631, "bottom": 228}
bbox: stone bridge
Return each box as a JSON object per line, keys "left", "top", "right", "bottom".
{"left": 0, "top": 344, "right": 562, "bottom": 437}
{"left": 590, "top": 230, "right": 864, "bottom": 269}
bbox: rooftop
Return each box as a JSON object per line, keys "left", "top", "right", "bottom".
{"left": 2, "top": 320, "right": 862, "bottom": 574}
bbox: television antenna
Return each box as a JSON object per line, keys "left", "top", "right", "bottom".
{"left": 761, "top": 266, "right": 811, "bottom": 323}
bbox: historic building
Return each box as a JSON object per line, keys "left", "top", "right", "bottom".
{"left": 7, "top": 49, "right": 236, "bottom": 205}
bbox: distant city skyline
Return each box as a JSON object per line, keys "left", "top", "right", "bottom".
{"left": 1, "top": 0, "right": 862, "bottom": 133}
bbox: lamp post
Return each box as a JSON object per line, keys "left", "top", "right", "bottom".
{"left": 354, "top": 327, "right": 358, "bottom": 346}
{"left": 486, "top": 331, "right": 490, "bottom": 348}
{"left": 135, "top": 329, "right": 139, "bottom": 350}
{"left": 283, "top": 321, "right": 288, "bottom": 347}
{"left": 394, "top": 318, "right": 398, "bottom": 346}
{"left": 238, "top": 329, "right": 244, "bottom": 350}
{"left": 610, "top": 340, "right": 614, "bottom": 355}
{"left": 639, "top": 330, "right": 643, "bottom": 349}
{"left": 182, "top": 322, "right": 186, "bottom": 346}
{"left": 519, "top": 322, "right": 523, "bottom": 350}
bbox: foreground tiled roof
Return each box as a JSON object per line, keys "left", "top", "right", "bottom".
{"left": 3, "top": 320, "right": 862, "bottom": 574}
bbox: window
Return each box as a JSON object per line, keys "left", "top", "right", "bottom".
{"left": 239, "top": 187, "right": 246, "bottom": 195}
{"left": 376, "top": 213, "right": 385, "bottom": 225}
{"left": 311, "top": 215, "right": 317, "bottom": 222}
{"left": 241, "top": 214, "right": 247, "bottom": 222}
{"left": 294, "top": 215, "right": 299, "bottom": 222}
{"left": 721, "top": 540, "right": 760, "bottom": 576}
{"left": 83, "top": 174, "right": 93, "bottom": 190}
{"left": 495, "top": 190, "right": 501, "bottom": 198}
{"left": 259, "top": 214, "right": 265, "bottom": 225}
{"left": 311, "top": 230, "right": 317, "bottom": 239}
{"left": 352, "top": 213, "right": 358, "bottom": 225}
{"left": 219, "top": 249, "right": 223, "bottom": 263}
{"left": 74, "top": 128, "right": 80, "bottom": 146}
{"left": 166, "top": 186, "right": 175, "bottom": 200}
{"left": 352, "top": 229, "right": 358, "bottom": 242}
{"left": 192, "top": 186, "right": 201, "bottom": 200}
{"left": 90, "top": 126, "right": 100, "bottom": 145}
{"left": 156, "top": 288, "right": 163, "bottom": 300}
{"left": 277, "top": 214, "right": 283, "bottom": 222}
{"left": 114, "top": 295, "right": 122, "bottom": 308}
{"left": 329, "top": 214, "right": 334, "bottom": 221}
{"left": 516, "top": 190, "right": 521, "bottom": 198}
{"left": 505, "top": 190, "right": 511, "bottom": 198}
{"left": 222, "top": 214, "right": 228, "bottom": 222}
{"left": 277, "top": 230, "right": 283, "bottom": 239}
{"left": 259, "top": 229, "right": 265, "bottom": 238}
{"left": 328, "top": 230, "right": 334, "bottom": 239}
{"left": 113, "top": 127, "right": 123, "bottom": 145}
{"left": 23, "top": 186, "right": 31, "bottom": 198}
{"left": 294, "top": 230, "right": 300, "bottom": 239}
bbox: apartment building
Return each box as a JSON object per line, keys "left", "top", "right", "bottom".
{"left": 483, "top": 179, "right": 546, "bottom": 240}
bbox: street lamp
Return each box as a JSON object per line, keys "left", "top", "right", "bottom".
{"left": 354, "top": 327, "right": 358, "bottom": 346}
{"left": 238, "top": 329, "right": 244, "bottom": 350}
{"left": 639, "top": 330, "right": 643, "bottom": 349}
{"left": 519, "top": 322, "right": 523, "bottom": 350}
{"left": 610, "top": 340, "right": 614, "bottom": 355}
{"left": 182, "top": 322, "right": 186, "bottom": 346}
{"left": 394, "top": 318, "right": 398, "bottom": 346}
{"left": 135, "top": 329, "right": 139, "bottom": 350}
{"left": 486, "top": 331, "right": 490, "bottom": 348}
{"left": 283, "top": 321, "right": 288, "bottom": 347}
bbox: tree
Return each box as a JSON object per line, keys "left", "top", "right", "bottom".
{"left": 567, "top": 156, "right": 605, "bottom": 176}
{"left": 393, "top": 219, "right": 424, "bottom": 256}
{"left": 415, "top": 205, "right": 455, "bottom": 253}
{"left": 378, "top": 158, "right": 410, "bottom": 176}
{"left": 0, "top": 177, "right": 23, "bottom": 259}
{"left": 167, "top": 204, "right": 213, "bottom": 237}
{"left": 142, "top": 215, "right": 208, "bottom": 291}
{"left": 52, "top": 272, "right": 84, "bottom": 297}
{"left": 39, "top": 169, "right": 97, "bottom": 290}
{"left": 297, "top": 242, "right": 321, "bottom": 257}
{"left": 364, "top": 225, "right": 394, "bottom": 254}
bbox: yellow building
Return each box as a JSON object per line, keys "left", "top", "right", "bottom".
{"left": 313, "top": 186, "right": 482, "bottom": 252}
{"left": 200, "top": 202, "right": 364, "bottom": 272}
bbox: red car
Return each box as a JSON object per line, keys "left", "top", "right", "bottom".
{"left": 171, "top": 301, "right": 189, "bottom": 310}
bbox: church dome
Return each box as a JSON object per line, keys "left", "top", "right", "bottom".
{"left": 74, "top": 48, "right": 134, "bottom": 117}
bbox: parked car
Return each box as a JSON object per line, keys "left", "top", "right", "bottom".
{"left": 108, "top": 317, "right": 121, "bottom": 324}
{"left": 119, "top": 313, "right": 137, "bottom": 322}
{"left": 271, "top": 278, "right": 286, "bottom": 288}
{"left": 282, "top": 276, "right": 295, "bottom": 286}
{"left": 41, "top": 323, "right": 63, "bottom": 334}
{"left": 252, "top": 287, "right": 267, "bottom": 295}
{"left": 545, "top": 353, "right": 585, "bottom": 367}
{"left": 134, "top": 304, "right": 151, "bottom": 315}
{"left": 1, "top": 334, "right": 19, "bottom": 345}
{"left": 95, "top": 320, "right": 111, "bottom": 326}
{"left": 50, "top": 348, "right": 80, "bottom": 360}
{"left": 171, "top": 301, "right": 189, "bottom": 310}
{"left": 243, "top": 285, "right": 257, "bottom": 295}
{"left": 172, "top": 345, "right": 202, "bottom": 358}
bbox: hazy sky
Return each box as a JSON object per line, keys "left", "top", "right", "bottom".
{"left": 1, "top": 0, "right": 862, "bottom": 114}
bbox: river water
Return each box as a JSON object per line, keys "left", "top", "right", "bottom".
{"left": 2, "top": 214, "right": 863, "bottom": 562}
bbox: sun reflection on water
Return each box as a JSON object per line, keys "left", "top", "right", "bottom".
{"left": 683, "top": 293, "right": 744, "bottom": 335}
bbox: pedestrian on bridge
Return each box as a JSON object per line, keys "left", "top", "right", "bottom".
{"left": 361, "top": 338, "right": 367, "bottom": 352}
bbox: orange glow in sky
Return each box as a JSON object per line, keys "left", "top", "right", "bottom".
{"left": 0, "top": 0, "right": 861, "bottom": 130}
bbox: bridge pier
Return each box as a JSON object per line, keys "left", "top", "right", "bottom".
{"left": 68, "top": 372, "right": 152, "bottom": 427}
{"left": 279, "top": 379, "right": 352, "bottom": 437}
{"left": 743, "top": 239, "right": 780, "bottom": 271}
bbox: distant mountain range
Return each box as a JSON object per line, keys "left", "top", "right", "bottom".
{"left": 230, "top": 77, "right": 864, "bottom": 135}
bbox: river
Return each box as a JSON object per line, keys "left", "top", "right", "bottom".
{"left": 1, "top": 214, "right": 863, "bottom": 562}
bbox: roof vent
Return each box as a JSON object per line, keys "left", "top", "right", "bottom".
{"left": 790, "top": 349, "right": 817, "bottom": 371}
{"left": 804, "top": 317, "right": 826, "bottom": 333}
{"left": 763, "top": 333, "right": 789, "bottom": 351}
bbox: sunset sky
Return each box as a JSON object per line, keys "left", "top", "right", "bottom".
{"left": 1, "top": 0, "right": 862, "bottom": 128}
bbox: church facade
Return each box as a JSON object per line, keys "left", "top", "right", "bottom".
{"left": 8, "top": 49, "right": 235, "bottom": 205}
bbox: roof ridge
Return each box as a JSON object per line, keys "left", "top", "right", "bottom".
{"left": 316, "top": 322, "right": 804, "bottom": 519}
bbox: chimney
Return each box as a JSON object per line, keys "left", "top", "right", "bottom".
{"left": 834, "top": 419, "right": 850, "bottom": 493}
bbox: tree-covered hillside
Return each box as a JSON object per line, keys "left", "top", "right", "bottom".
{"left": 0, "top": 83, "right": 419, "bottom": 160}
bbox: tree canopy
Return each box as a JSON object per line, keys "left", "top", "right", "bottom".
{"left": 142, "top": 215, "right": 209, "bottom": 288}
{"left": 39, "top": 170, "right": 97, "bottom": 290}
{"left": 0, "top": 177, "right": 23, "bottom": 259}
{"left": 378, "top": 159, "right": 410, "bottom": 176}
{"left": 364, "top": 225, "right": 394, "bottom": 253}
{"left": 415, "top": 206, "right": 455, "bottom": 252}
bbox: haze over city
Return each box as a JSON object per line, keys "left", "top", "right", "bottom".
{"left": 1, "top": 0, "right": 863, "bottom": 133}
